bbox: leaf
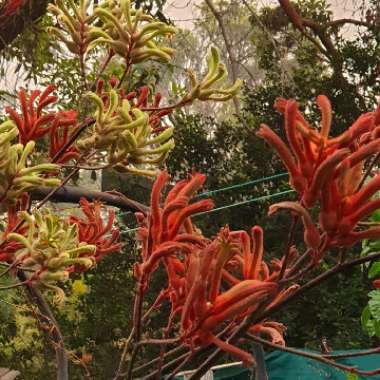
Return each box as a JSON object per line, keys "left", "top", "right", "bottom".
{"left": 368, "top": 240, "right": 380, "bottom": 251}
{"left": 368, "top": 290, "right": 380, "bottom": 322}
{"left": 345, "top": 373, "right": 359, "bottom": 380}
{"left": 364, "top": 318, "right": 377, "bottom": 337}
{"left": 371, "top": 208, "right": 380, "bottom": 222}
{"left": 369, "top": 262, "right": 380, "bottom": 279}
{"left": 361, "top": 305, "right": 371, "bottom": 329}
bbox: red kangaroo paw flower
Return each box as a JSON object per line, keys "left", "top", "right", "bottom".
{"left": 328, "top": 113, "right": 375, "bottom": 147}
{"left": 303, "top": 148, "right": 350, "bottom": 207}
{"left": 150, "top": 170, "right": 170, "bottom": 244}
{"left": 6, "top": 85, "right": 78, "bottom": 152}
{"left": 373, "top": 279, "right": 380, "bottom": 289}
{"left": 269, "top": 202, "right": 320, "bottom": 250}
{"left": 209, "top": 280, "right": 277, "bottom": 317}
{"left": 284, "top": 100, "right": 305, "bottom": 164}
{"left": 346, "top": 174, "right": 380, "bottom": 213}
{"left": 317, "top": 95, "right": 332, "bottom": 140}
{"left": 250, "top": 321, "right": 286, "bottom": 346}
{"left": 345, "top": 197, "right": 380, "bottom": 231}
{"left": 167, "top": 199, "right": 214, "bottom": 240}
{"left": 202, "top": 288, "right": 274, "bottom": 332}
{"left": 248, "top": 226, "right": 264, "bottom": 279}
{"left": 257, "top": 124, "right": 306, "bottom": 193}
{"left": 70, "top": 198, "right": 121, "bottom": 262}
{"left": 208, "top": 334, "right": 255, "bottom": 367}
{"left": 332, "top": 228, "right": 380, "bottom": 246}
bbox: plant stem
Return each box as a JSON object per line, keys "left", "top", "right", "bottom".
{"left": 19, "top": 271, "right": 68, "bottom": 380}
{"left": 278, "top": 215, "right": 298, "bottom": 280}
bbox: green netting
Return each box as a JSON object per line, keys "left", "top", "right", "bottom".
{"left": 175, "top": 349, "right": 380, "bottom": 380}
{"left": 213, "top": 365, "right": 252, "bottom": 379}
{"left": 266, "top": 350, "right": 380, "bottom": 380}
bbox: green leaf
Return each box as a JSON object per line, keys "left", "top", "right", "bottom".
{"left": 371, "top": 209, "right": 380, "bottom": 222}
{"left": 361, "top": 305, "right": 371, "bottom": 329}
{"left": 365, "top": 318, "right": 377, "bottom": 337}
{"left": 369, "top": 262, "right": 380, "bottom": 279}
{"left": 368, "top": 240, "right": 380, "bottom": 251}
{"left": 345, "top": 373, "right": 359, "bottom": 380}
{"left": 368, "top": 290, "right": 380, "bottom": 322}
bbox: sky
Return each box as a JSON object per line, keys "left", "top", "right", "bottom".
{"left": 164, "top": 0, "right": 358, "bottom": 29}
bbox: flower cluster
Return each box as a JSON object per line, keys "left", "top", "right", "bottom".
{"left": 7, "top": 210, "right": 96, "bottom": 302}
{"left": 76, "top": 88, "right": 174, "bottom": 175}
{"left": 258, "top": 95, "right": 380, "bottom": 249}
{"left": 135, "top": 171, "right": 296, "bottom": 365}
{"left": 0, "top": 198, "right": 121, "bottom": 301}
{"left": 48, "top": 0, "right": 97, "bottom": 57}
{"left": 5, "top": 85, "right": 80, "bottom": 164}
{"left": 70, "top": 198, "right": 122, "bottom": 263}
{"left": 0, "top": 121, "right": 60, "bottom": 210}
{"left": 48, "top": 0, "right": 176, "bottom": 64}
{"left": 93, "top": 0, "right": 176, "bottom": 63}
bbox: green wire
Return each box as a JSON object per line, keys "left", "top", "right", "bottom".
{"left": 196, "top": 172, "right": 288, "bottom": 198}
{"left": 193, "top": 189, "right": 295, "bottom": 217}
{"left": 120, "top": 189, "right": 295, "bottom": 235}
{"left": 119, "top": 172, "right": 289, "bottom": 217}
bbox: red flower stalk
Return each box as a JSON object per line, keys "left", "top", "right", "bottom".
{"left": 0, "top": 195, "right": 29, "bottom": 262}
{"left": 134, "top": 170, "right": 212, "bottom": 289}
{"left": 48, "top": 111, "right": 81, "bottom": 163}
{"left": 136, "top": 172, "right": 297, "bottom": 365}
{"left": 70, "top": 198, "right": 121, "bottom": 263}
{"left": 6, "top": 85, "right": 78, "bottom": 148}
{"left": 257, "top": 96, "right": 380, "bottom": 208}
{"left": 259, "top": 95, "right": 380, "bottom": 248}
{"left": 0, "top": 0, "right": 25, "bottom": 18}
{"left": 373, "top": 279, "right": 380, "bottom": 289}
{"left": 178, "top": 227, "right": 288, "bottom": 365}
{"left": 127, "top": 86, "right": 171, "bottom": 129}
{"left": 249, "top": 321, "right": 286, "bottom": 346}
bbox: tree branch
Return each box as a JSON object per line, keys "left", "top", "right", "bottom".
{"left": 204, "top": 0, "right": 240, "bottom": 115}
{"left": 30, "top": 185, "right": 148, "bottom": 214}
{"left": 18, "top": 271, "right": 68, "bottom": 380}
